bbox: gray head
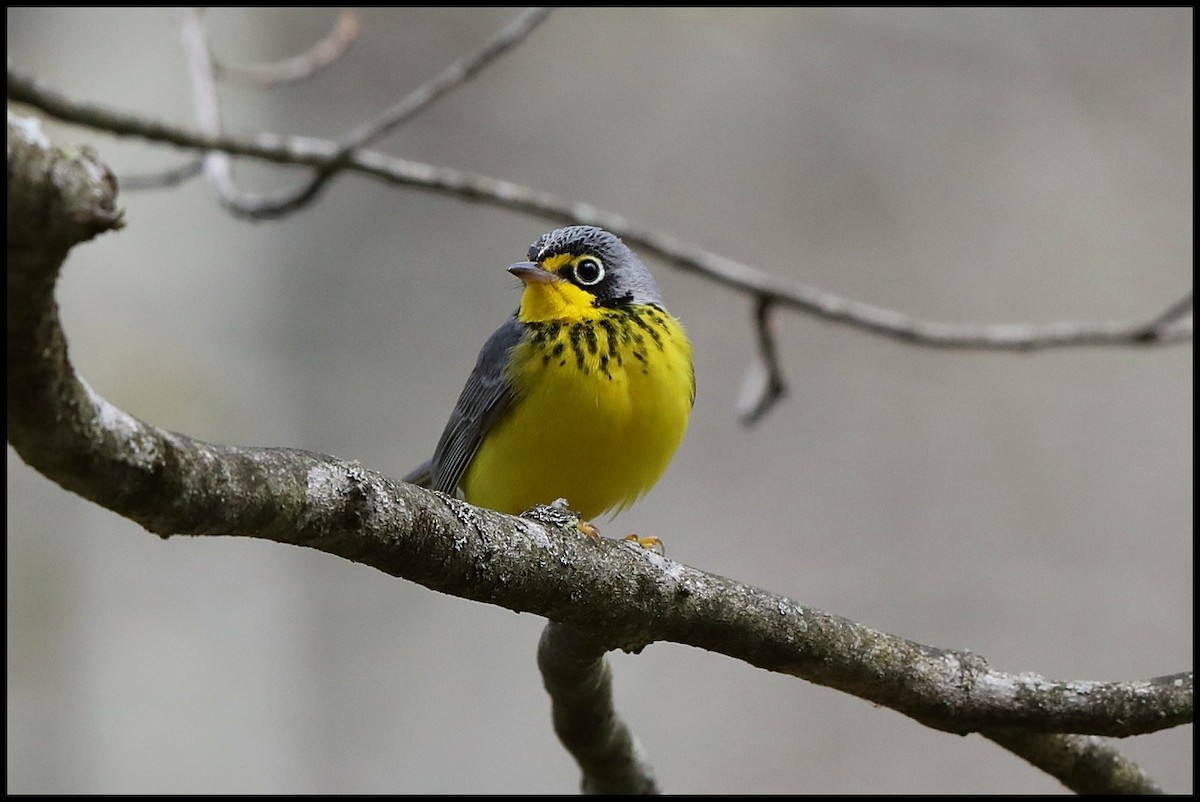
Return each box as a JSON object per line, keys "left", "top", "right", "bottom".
{"left": 519, "top": 226, "right": 663, "bottom": 308}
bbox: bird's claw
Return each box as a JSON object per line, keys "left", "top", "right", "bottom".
{"left": 623, "top": 533, "right": 665, "bottom": 555}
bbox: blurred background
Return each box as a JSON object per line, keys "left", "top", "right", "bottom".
{"left": 6, "top": 7, "right": 1192, "bottom": 794}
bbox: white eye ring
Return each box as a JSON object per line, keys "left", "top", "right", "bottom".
{"left": 573, "top": 257, "right": 605, "bottom": 286}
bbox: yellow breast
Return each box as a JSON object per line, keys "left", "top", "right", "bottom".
{"left": 460, "top": 305, "right": 694, "bottom": 520}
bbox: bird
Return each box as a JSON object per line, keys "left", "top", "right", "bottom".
{"left": 404, "top": 225, "right": 694, "bottom": 540}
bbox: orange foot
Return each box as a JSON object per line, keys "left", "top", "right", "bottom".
{"left": 576, "top": 520, "right": 601, "bottom": 540}
{"left": 623, "top": 534, "right": 665, "bottom": 555}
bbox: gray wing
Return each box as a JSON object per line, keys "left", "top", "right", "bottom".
{"left": 404, "top": 315, "right": 523, "bottom": 495}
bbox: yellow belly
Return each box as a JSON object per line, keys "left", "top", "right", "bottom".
{"left": 461, "top": 308, "right": 693, "bottom": 520}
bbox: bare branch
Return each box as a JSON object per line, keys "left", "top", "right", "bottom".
{"left": 606, "top": 222, "right": 1193, "bottom": 352}
{"left": 736, "top": 295, "right": 789, "bottom": 425}
{"left": 8, "top": 66, "right": 1190, "bottom": 355}
{"left": 174, "top": 7, "right": 242, "bottom": 207}
{"left": 983, "top": 731, "right": 1164, "bottom": 794}
{"left": 214, "top": 10, "right": 361, "bottom": 87}
{"left": 119, "top": 156, "right": 205, "bottom": 190}
{"left": 337, "top": 7, "right": 553, "bottom": 153}
{"left": 1145, "top": 290, "right": 1194, "bottom": 332}
{"left": 538, "top": 623, "right": 659, "bottom": 794}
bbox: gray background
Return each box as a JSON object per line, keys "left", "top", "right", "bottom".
{"left": 6, "top": 7, "right": 1192, "bottom": 794}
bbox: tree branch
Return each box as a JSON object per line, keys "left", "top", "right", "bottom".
{"left": 331, "top": 7, "right": 553, "bottom": 159}
{"left": 175, "top": 7, "right": 241, "bottom": 208}
{"left": 8, "top": 66, "right": 1190, "bottom": 360}
{"left": 983, "top": 730, "right": 1164, "bottom": 794}
{"left": 538, "top": 623, "right": 659, "bottom": 794}
{"left": 119, "top": 155, "right": 205, "bottom": 190}
{"left": 736, "top": 295, "right": 789, "bottom": 425}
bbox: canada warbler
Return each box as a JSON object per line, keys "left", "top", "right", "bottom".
{"left": 404, "top": 226, "right": 694, "bottom": 528}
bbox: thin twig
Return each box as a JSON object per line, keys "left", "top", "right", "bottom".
{"left": 737, "top": 295, "right": 789, "bottom": 425}
{"left": 174, "top": 7, "right": 241, "bottom": 207}
{"left": 119, "top": 156, "right": 205, "bottom": 190}
{"left": 1142, "top": 290, "right": 1194, "bottom": 334}
{"left": 214, "top": 10, "right": 360, "bottom": 87}
{"left": 338, "top": 7, "right": 553, "bottom": 153}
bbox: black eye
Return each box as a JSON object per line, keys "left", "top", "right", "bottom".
{"left": 572, "top": 257, "right": 605, "bottom": 286}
